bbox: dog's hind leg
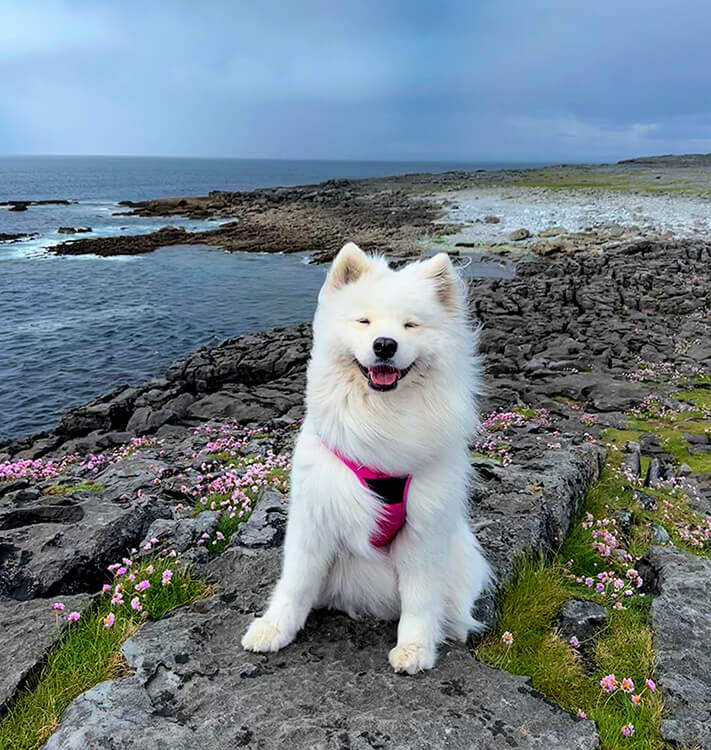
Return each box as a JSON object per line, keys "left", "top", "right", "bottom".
{"left": 444, "top": 520, "right": 493, "bottom": 641}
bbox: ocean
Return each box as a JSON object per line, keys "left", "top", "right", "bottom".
{"left": 0, "top": 155, "right": 535, "bottom": 439}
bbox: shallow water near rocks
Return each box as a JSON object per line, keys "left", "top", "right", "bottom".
{"left": 1, "top": 246, "right": 327, "bottom": 439}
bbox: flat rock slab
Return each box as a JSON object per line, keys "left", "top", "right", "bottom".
{"left": 644, "top": 546, "right": 711, "bottom": 749}
{"left": 45, "top": 548, "right": 598, "bottom": 750}
{"left": 1, "top": 594, "right": 90, "bottom": 709}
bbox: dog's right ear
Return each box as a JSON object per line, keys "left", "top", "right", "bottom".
{"left": 326, "top": 242, "right": 370, "bottom": 289}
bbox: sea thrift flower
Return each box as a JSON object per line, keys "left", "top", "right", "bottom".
{"left": 146, "top": 565, "right": 154, "bottom": 575}
{"left": 621, "top": 723, "right": 635, "bottom": 737}
{"left": 103, "top": 613, "right": 115, "bottom": 628}
{"left": 116, "top": 567, "right": 127, "bottom": 577}
{"left": 569, "top": 636, "right": 580, "bottom": 648}
{"left": 67, "top": 611, "right": 80, "bottom": 623}
{"left": 600, "top": 674, "right": 618, "bottom": 693}
{"left": 577, "top": 709, "right": 587, "bottom": 719}
{"left": 135, "top": 580, "right": 150, "bottom": 592}
{"left": 631, "top": 694, "right": 642, "bottom": 706}
{"left": 130, "top": 597, "right": 142, "bottom": 612}
{"left": 102, "top": 584, "right": 111, "bottom": 594}
{"left": 111, "top": 592, "right": 124, "bottom": 606}
{"left": 621, "top": 677, "right": 635, "bottom": 693}
{"left": 162, "top": 569, "right": 173, "bottom": 587}
{"left": 502, "top": 631, "right": 514, "bottom": 646}
{"left": 52, "top": 602, "right": 65, "bottom": 611}
{"left": 646, "top": 679, "right": 656, "bottom": 692}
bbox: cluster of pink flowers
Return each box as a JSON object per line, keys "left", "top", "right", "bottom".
{"left": 1, "top": 436, "right": 158, "bottom": 485}
{"left": 79, "top": 437, "right": 157, "bottom": 475}
{"left": 624, "top": 357, "right": 707, "bottom": 385}
{"left": 678, "top": 517, "right": 711, "bottom": 549}
{"left": 0, "top": 454, "right": 78, "bottom": 481}
{"left": 596, "top": 674, "right": 658, "bottom": 738}
{"left": 474, "top": 407, "right": 552, "bottom": 465}
{"left": 630, "top": 394, "right": 681, "bottom": 420}
{"left": 579, "top": 413, "right": 598, "bottom": 426}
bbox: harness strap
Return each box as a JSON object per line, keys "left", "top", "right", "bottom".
{"left": 326, "top": 445, "right": 411, "bottom": 547}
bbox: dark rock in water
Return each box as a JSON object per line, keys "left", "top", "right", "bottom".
{"left": 0, "top": 232, "right": 37, "bottom": 242}
{"left": 43, "top": 546, "right": 599, "bottom": 750}
{"left": 558, "top": 599, "right": 608, "bottom": 646}
{"left": 1, "top": 593, "right": 91, "bottom": 709}
{"left": 641, "top": 546, "right": 711, "bottom": 749}
{"left": 7, "top": 202, "right": 27, "bottom": 212}
{"left": 57, "top": 226, "right": 92, "bottom": 234}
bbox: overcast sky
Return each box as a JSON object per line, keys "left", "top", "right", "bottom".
{"left": 1, "top": 0, "right": 710, "bottom": 162}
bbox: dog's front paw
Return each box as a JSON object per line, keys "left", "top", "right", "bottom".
{"left": 388, "top": 642, "right": 436, "bottom": 674}
{"left": 241, "top": 617, "right": 293, "bottom": 652}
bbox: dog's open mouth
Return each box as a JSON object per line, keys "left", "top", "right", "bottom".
{"left": 357, "top": 362, "right": 412, "bottom": 391}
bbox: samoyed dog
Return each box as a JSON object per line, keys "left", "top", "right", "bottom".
{"left": 242, "top": 242, "right": 491, "bottom": 673}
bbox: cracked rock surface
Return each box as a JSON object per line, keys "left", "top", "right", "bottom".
{"left": 43, "top": 546, "right": 599, "bottom": 750}
{"left": 642, "top": 546, "right": 711, "bottom": 750}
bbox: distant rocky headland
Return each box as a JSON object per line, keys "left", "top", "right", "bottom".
{"left": 2, "top": 156, "right": 711, "bottom": 749}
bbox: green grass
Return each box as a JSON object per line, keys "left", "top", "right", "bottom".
{"left": 0, "top": 556, "right": 208, "bottom": 750}
{"left": 476, "top": 559, "right": 662, "bottom": 749}
{"left": 43, "top": 481, "right": 103, "bottom": 495}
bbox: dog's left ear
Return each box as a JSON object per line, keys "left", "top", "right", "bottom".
{"left": 422, "top": 252, "right": 458, "bottom": 311}
{"left": 326, "top": 242, "right": 371, "bottom": 289}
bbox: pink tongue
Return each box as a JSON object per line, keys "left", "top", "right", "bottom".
{"left": 369, "top": 366, "right": 399, "bottom": 386}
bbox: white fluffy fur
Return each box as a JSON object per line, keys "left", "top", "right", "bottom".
{"left": 242, "top": 242, "right": 492, "bottom": 673}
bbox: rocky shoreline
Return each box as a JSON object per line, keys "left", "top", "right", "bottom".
{"left": 2, "top": 162, "right": 711, "bottom": 748}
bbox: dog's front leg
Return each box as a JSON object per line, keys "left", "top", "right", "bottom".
{"left": 241, "top": 504, "right": 332, "bottom": 653}
{"left": 389, "top": 529, "right": 447, "bottom": 674}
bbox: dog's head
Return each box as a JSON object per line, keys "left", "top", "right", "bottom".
{"left": 312, "top": 242, "right": 468, "bottom": 394}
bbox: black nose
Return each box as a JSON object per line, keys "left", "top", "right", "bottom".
{"left": 373, "top": 337, "right": 398, "bottom": 359}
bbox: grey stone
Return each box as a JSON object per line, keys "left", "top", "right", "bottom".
{"left": 0, "top": 491, "right": 171, "bottom": 600}
{"left": 649, "top": 522, "right": 671, "bottom": 545}
{"left": 509, "top": 227, "right": 531, "bottom": 240}
{"left": 1, "top": 594, "right": 90, "bottom": 708}
{"left": 642, "top": 546, "right": 711, "bottom": 749}
{"left": 44, "top": 547, "right": 598, "bottom": 750}
{"left": 233, "top": 486, "right": 288, "bottom": 548}
{"left": 558, "top": 599, "right": 608, "bottom": 646}
{"left": 140, "top": 512, "right": 220, "bottom": 555}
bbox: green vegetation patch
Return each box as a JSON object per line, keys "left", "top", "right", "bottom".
{"left": 43, "top": 481, "right": 104, "bottom": 495}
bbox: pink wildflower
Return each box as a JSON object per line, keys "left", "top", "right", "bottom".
{"left": 621, "top": 723, "right": 634, "bottom": 737}
{"left": 621, "top": 677, "right": 634, "bottom": 693}
{"left": 135, "top": 579, "right": 150, "bottom": 592}
{"left": 646, "top": 679, "right": 656, "bottom": 693}
{"left": 52, "top": 602, "right": 65, "bottom": 611}
{"left": 67, "top": 611, "right": 80, "bottom": 623}
{"left": 102, "top": 584, "right": 111, "bottom": 594}
{"left": 111, "top": 592, "right": 124, "bottom": 606}
{"left": 577, "top": 709, "right": 587, "bottom": 719}
{"left": 103, "top": 612, "right": 115, "bottom": 628}
{"left": 631, "top": 694, "right": 642, "bottom": 707}
{"left": 501, "top": 631, "right": 514, "bottom": 646}
{"left": 600, "top": 674, "right": 618, "bottom": 693}
{"left": 130, "top": 597, "right": 142, "bottom": 612}
{"left": 161, "top": 569, "right": 173, "bottom": 587}
{"left": 569, "top": 636, "right": 580, "bottom": 648}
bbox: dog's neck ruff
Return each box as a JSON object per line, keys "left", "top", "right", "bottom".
{"left": 326, "top": 445, "right": 411, "bottom": 547}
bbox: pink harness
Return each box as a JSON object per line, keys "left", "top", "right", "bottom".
{"left": 328, "top": 446, "right": 411, "bottom": 547}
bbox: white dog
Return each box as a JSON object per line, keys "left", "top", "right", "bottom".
{"left": 242, "top": 242, "right": 491, "bottom": 673}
